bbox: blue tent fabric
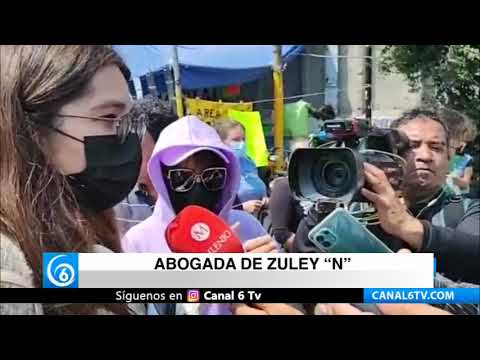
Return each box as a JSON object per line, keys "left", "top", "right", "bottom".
{"left": 179, "top": 65, "right": 268, "bottom": 90}
{"left": 114, "top": 45, "right": 304, "bottom": 91}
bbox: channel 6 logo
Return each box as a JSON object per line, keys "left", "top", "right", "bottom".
{"left": 43, "top": 253, "right": 78, "bottom": 288}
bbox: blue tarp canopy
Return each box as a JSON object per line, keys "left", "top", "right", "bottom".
{"left": 114, "top": 45, "right": 304, "bottom": 90}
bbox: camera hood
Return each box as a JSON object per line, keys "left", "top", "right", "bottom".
{"left": 288, "top": 147, "right": 365, "bottom": 204}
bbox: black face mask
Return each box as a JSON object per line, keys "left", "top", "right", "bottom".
{"left": 66, "top": 133, "right": 142, "bottom": 212}
{"left": 455, "top": 147, "right": 465, "bottom": 156}
{"left": 166, "top": 182, "right": 223, "bottom": 215}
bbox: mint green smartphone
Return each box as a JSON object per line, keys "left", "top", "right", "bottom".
{"left": 308, "top": 208, "right": 392, "bottom": 253}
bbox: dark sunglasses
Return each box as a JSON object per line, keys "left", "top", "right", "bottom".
{"left": 166, "top": 167, "right": 228, "bottom": 192}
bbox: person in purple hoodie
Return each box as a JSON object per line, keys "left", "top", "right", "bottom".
{"left": 122, "top": 116, "right": 278, "bottom": 315}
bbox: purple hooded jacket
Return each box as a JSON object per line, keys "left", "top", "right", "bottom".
{"left": 122, "top": 116, "right": 268, "bottom": 315}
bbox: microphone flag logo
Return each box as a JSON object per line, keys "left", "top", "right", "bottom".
{"left": 190, "top": 222, "right": 210, "bottom": 242}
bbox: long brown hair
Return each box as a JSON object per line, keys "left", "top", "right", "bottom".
{"left": 0, "top": 45, "right": 131, "bottom": 315}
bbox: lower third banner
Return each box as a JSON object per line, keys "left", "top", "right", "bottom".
{"left": 1, "top": 288, "right": 363, "bottom": 303}
{"left": 1, "top": 288, "right": 478, "bottom": 304}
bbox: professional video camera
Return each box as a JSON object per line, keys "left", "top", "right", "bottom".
{"left": 289, "top": 118, "right": 411, "bottom": 206}
{"left": 309, "top": 117, "right": 370, "bottom": 148}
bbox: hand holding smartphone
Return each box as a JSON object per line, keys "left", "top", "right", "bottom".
{"left": 308, "top": 208, "right": 392, "bottom": 253}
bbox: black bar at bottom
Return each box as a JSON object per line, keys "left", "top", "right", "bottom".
{"left": 0, "top": 288, "right": 364, "bottom": 304}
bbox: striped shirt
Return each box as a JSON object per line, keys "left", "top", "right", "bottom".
{"left": 114, "top": 184, "right": 155, "bottom": 238}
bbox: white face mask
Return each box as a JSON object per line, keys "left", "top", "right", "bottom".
{"left": 229, "top": 140, "right": 246, "bottom": 153}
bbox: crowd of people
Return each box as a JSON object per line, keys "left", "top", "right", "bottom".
{"left": 1, "top": 45, "right": 478, "bottom": 315}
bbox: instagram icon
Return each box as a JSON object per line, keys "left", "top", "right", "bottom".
{"left": 187, "top": 289, "right": 200, "bottom": 302}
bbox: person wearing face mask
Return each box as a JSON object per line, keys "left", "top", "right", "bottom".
{"left": 122, "top": 116, "right": 278, "bottom": 315}
{"left": 0, "top": 45, "right": 145, "bottom": 315}
{"left": 213, "top": 119, "right": 268, "bottom": 215}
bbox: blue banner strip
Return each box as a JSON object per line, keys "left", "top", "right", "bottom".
{"left": 364, "top": 288, "right": 480, "bottom": 304}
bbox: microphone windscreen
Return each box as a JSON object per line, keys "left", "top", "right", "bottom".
{"left": 166, "top": 205, "right": 244, "bottom": 253}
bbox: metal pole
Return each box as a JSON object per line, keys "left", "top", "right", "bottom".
{"left": 364, "top": 45, "right": 373, "bottom": 124}
{"left": 165, "top": 66, "right": 176, "bottom": 110}
{"left": 273, "top": 45, "right": 285, "bottom": 171}
{"left": 172, "top": 45, "right": 185, "bottom": 117}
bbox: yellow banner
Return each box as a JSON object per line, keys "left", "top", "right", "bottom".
{"left": 186, "top": 98, "right": 253, "bottom": 124}
{"left": 228, "top": 109, "right": 269, "bottom": 167}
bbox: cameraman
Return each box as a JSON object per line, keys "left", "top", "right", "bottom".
{"left": 294, "top": 108, "right": 480, "bottom": 284}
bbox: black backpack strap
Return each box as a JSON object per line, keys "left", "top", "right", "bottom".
{"left": 440, "top": 196, "right": 470, "bottom": 228}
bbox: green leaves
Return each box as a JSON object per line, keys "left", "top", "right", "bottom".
{"left": 380, "top": 45, "right": 480, "bottom": 123}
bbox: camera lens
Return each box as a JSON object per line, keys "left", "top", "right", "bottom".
{"left": 311, "top": 157, "right": 354, "bottom": 198}
{"left": 317, "top": 160, "right": 351, "bottom": 196}
{"left": 291, "top": 147, "right": 361, "bottom": 202}
{"left": 324, "top": 162, "right": 350, "bottom": 188}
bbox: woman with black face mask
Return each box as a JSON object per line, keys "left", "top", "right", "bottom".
{"left": 122, "top": 116, "right": 278, "bottom": 315}
{"left": 0, "top": 46, "right": 144, "bottom": 315}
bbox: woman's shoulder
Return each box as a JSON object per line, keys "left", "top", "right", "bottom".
{"left": 0, "top": 233, "right": 44, "bottom": 315}
{"left": 121, "top": 213, "right": 172, "bottom": 253}
{"left": 0, "top": 233, "right": 35, "bottom": 289}
{"left": 0, "top": 234, "right": 145, "bottom": 315}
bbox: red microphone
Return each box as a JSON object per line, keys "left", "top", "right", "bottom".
{"left": 166, "top": 205, "right": 244, "bottom": 253}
